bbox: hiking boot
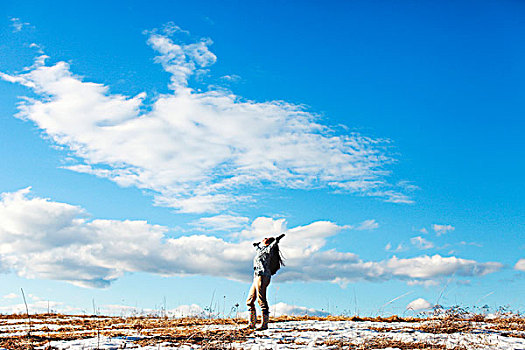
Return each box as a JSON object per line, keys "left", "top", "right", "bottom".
{"left": 257, "top": 313, "right": 269, "bottom": 330}
{"left": 246, "top": 309, "right": 257, "bottom": 329}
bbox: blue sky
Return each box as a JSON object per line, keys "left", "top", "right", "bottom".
{"left": 0, "top": 0, "right": 524, "bottom": 316}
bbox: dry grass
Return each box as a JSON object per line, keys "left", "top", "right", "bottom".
{"left": 0, "top": 314, "right": 251, "bottom": 349}
{"left": 271, "top": 314, "right": 422, "bottom": 323}
{"left": 322, "top": 338, "right": 468, "bottom": 350}
{"left": 0, "top": 311, "right": 523, "bottom": 350}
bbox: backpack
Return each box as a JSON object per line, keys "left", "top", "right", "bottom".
{"left": 269, "top": 243, "right": 285, "bottom": 275}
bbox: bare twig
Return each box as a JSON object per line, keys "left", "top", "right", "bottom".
{"left": 377, "top": 291, "right": 413, "bottom": 315}
{"left": 21, "top": 288, "right": 32, "bottom": 336}
{"left": 208, "top": 289, "right": 216, "bottom": 318}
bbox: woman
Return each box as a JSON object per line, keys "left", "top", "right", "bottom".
{"left": 246, "top": 233, "right": 285, "bottom": 330}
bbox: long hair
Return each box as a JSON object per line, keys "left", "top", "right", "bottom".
{"left": 269, "top": 242, "right": 285, "bottom": 275}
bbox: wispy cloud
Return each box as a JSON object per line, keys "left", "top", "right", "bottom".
{"left": 0, "top": 298, "right": 326, "bottom": 317}
{"left": 10, "top": 17, "right": 31, "bottom": 32}
{"left": 433, "top": 224, "right": 455, "bottom": 236}
{"left": 191, "top": 214, "right": 249, "bottom": 231}
{"left": 397, "top": 180, "right": 419, "bottom": 192}
{"left": 29, "top": 43, "right": 45, "bottom": 55}
{"left": 219, "top": 74, "right": 241, "bottom": 83}
{"left": 0, "top": 188, "right": 502, "bottom": 288}
{"left": 355, "top": 219, "right": 379, "bottom": 231}
{"left": 410, "top": 236, "right": 435, "bottom": 250}
{"left": 0, "top": 299, "right": 79, "bottom": 314}
{"left": 1, "top": 24, "right": 411, "bottom": 213}
{"left": 385, "top": 242, "right": 407, "bottom": 252}
{"left": 406, "top": 280, "right": 439, "bottom": 287}
{"left": 2, "top": 293, "right": 18, "bottom": 300}
{"left": 459, "top": 241, "right": 482, "bottom": 248}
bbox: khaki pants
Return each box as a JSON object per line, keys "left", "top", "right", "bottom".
{"left": 246, "top": 275, "right": 271, "bottom": 315}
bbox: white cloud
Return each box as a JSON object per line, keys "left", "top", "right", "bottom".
{"left": 2, "top": 293, "right": 18, "bottom": 300}
{"left": 98, "top": 303, "right": 208, "bottom": 318}
{"left": 10, "top": 17, "right": 31, "bottom": 32}
{"left": 459, "top": 241, "right": 482, "bottom": 248}
{"left": 378, "top": 190, "right": 414, "bottom": 204}
{"left": 169, "top": 304, "right": 205, "bottom": 318}
{"left": 355, "top": 219, "right": 379, "bottom": 231}
{"left": 0, "top": 189, "right": 502, "bottom": 288}
{"left": 192, "top": 214, "right": 249, "bottom": 231}
{"left": 406, "top": 280, "right": 439, "bottom": 287}
{"left": 410, "top": 236, "right": 434, "bottom": 250}
{"left": 98, "top": 304, "right": 189, "bottom": 317}
{"left": 1, "top": 25, "right": 410, "bottom": 214}
{"left": 28, "top": 294, "right": 43, "bottom": 301}
{"left": 433, "top": 224, "right": 455, "bottom": 236}
{"left": 239, "top": 217, "right": 289, "bottom": 240}
{"left": 515, "top": 259, "right": 525, "bottom": 272}
{"left": 271, "top": 302, "right": 329, "bottom": 317}
{"left": 386, "top": 255, "right": 502, "bottom": 279}
{"left": 397, "top": 180, "right": 419, "bottom": 192}
{"left": 419, "top": 228, "right": 428, "bottom": 234}
{"left": 103, "top": 302, "right": 324, "bottom": 318}
{"left": 98, "top": 304, "right": 145, "bottom": 315}
{"left": 0, "top": 299, "right": 70, "bottom": 314}
{"left": 219, "top": 74, "right": 241, "bottom": 83}
{"left": 385, "top": 242, "right": 407, "bottom": 253}
{"left": 406, "top": 298, "right": 432, "bottom": 311}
